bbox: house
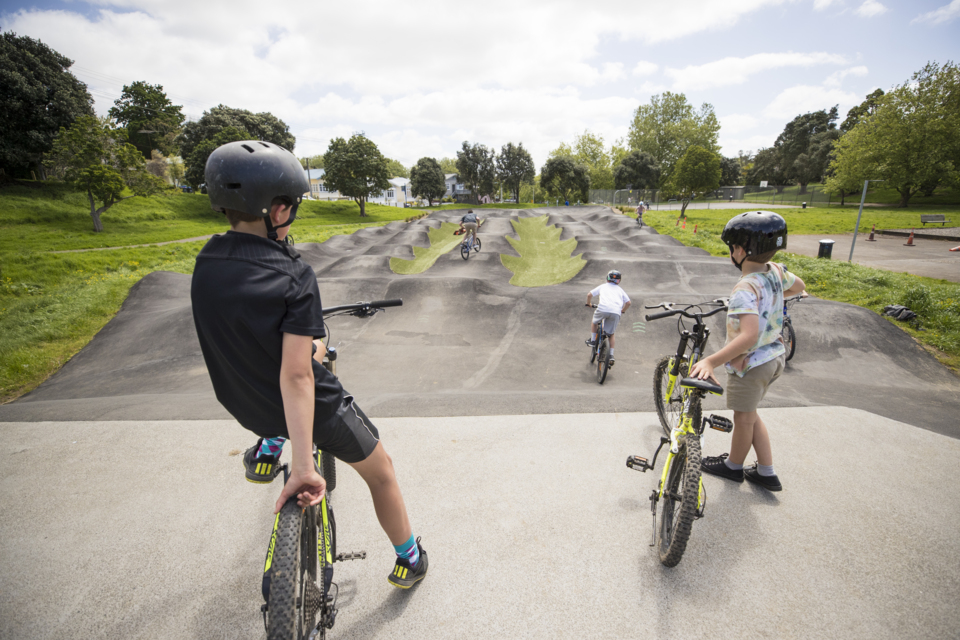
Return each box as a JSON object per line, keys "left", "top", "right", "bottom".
{"left": 444, "top": 173, "right": 475, "bottom": 202}
{"left": 302, "top": 168, "right": 344, "bottom": 201}
{"left": 368, "top": 177, "right": 413, "bottom": 207}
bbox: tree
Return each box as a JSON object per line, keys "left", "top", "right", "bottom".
{"left": 746, "top": 147, "right": 789, "bottom": 193}
{"left": 827, "top": 61, "right": 960, "bottom": 207}
{"left": 184, "top": 126, "right": 248, "bottom": 188}
{"left": 45, "top": 116, "right": 167, "bottom": 231}
{"left": 456, "top": 141, "right": 496, "bottom": 203}
{"left": 572, "top": 130, "right": 614, "bottom": 190}
{"left": 719, "top": 156, "right": 742, "bottom": 187}
{"left": 322, "top": 133, "right": 390, "bottom": 216}
{"left": 409, "top": 157, "right": 446, "bottom": 206}
{"left": 107, "top": 81, "right": 185, "bottom": 158}
{"left": 438, "top": 157, "right": 458, "bottom": 173}
{"left": 0, "top": 32, "right": 95, "bottom": 178}
{"left": 496, "top": 142, "right": 535, "bottom": 203}
{"left": 774, "top": 107, "right": 839, "bottom": 193}
{"left": 384, "top": 158, "right": 409, "bottom": 178}
{"left": 627, "top": 92, "right": 720, "bottom": 189}
{"left": 841, "top": 89, "right": 885, "bottom": 133}
{"left": 299, "top": 154, "right": 324, "bottom": 170}
{"left": 178, "top": 105, "right": 295, "bottom": 184}
{"left": 670, "top": 145, "right": 721, "bottom": 216}
{"left": 540, "top": 157, "right": 590, "bottom": 203}
{"left": 168, "top": 156, "right": 185, "bottom": 187}
{"left": 613, "top": 150, "right": 659, "bottom": 189}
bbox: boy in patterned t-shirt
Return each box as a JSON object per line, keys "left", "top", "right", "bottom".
{"left": 688, "top": 211, "right": 806, "bottom": 492}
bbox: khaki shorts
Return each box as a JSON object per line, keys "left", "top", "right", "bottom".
{"left": 726, "top": 355, "right": 785, "bottom": 413}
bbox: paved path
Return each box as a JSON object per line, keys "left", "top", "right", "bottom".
{"left": 788, "top": 233, "right": 960, "bottom": 283}
{"left": 1, "top": 408, "right": 957, "bottom": 640}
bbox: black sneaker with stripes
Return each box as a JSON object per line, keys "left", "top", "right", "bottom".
{"left": 242, "top": 440, "right": 281, "bottom": 484}
{"left": 387, "top": 538, "right": 428, "bottom": 589}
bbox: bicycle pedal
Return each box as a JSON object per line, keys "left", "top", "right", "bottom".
{"left": 705, "top": 414, "right": 733, "bottom": 433}
{"left": 626, "top": 455, "right": 652, "bottom": 472}
{"left": 335, "top": 551, "right": 367, "bottom": 562}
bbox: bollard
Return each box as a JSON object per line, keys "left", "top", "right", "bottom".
{"left": 867, "top": 224, "right": 876, "bottom": 241}
{"left": 802, "top": 202, "right": 807, "bottom": 209}
{"left": 675, "top": 218, "right": 679, "bottom": 227}
{"left": 904, "top": 229, "right": 916, "bottom": 247}
{"left": 817, "top": 239, "right": 835, "bottom": 259}
{"left": 693, "top": 224, "right": 698, "bottom": 234}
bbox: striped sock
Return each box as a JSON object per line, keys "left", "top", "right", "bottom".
{"left": 258, "top": 437, "right": 286, "bottom": 459}
{"left": 394, "top": 535, "right": 420, "bottom": 567}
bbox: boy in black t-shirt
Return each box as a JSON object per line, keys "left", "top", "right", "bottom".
{"left": 191, "top": 140, "right": 426, "bottom": 589}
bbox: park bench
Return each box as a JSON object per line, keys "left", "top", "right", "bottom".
{"left": 920, "top": 214, "right": 953, "bottom": 226}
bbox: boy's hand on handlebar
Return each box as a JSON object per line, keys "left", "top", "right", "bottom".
{"left": 274, "top": 466, "right": 326, "bottom": 513}
{"left": 688, "top": 359, "right": 719, "bottom": 384}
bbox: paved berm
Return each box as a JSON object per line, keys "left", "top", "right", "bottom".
{"left": 2, "top": 207, "right": 959, "bottom": 639}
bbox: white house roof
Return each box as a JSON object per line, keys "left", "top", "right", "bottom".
{"left": 303, "top": 167, "right": 325, "bottom": 180}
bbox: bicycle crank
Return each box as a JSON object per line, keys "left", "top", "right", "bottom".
{"left": 335, "top": 550, "right": 367, "bottom": 562}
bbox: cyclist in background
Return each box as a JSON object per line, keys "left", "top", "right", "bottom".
{"left": 191, "top": 141, "right": 428, "bottom": 589}
{"left": 458, "top": 209, "right": 479, "bottom": 248}
{"left": 585, "top": 270, "right": 631, "bottom": 366}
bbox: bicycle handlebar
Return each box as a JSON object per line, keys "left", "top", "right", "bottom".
{"left": 785, "top": 294, "right": 806, "bottom": 303}
{"left": 323, "top": 298, "right": 403, "bottom": 316}
{"left": 643, "top": 299, "right": 728, "bottom": 322}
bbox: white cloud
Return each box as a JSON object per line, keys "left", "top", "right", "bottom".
{"left": 856, "top": 0, "right": 888, "bottom": 17}
{"left": 719, "top": 114, "right": 761, "bottom": 134}
{"left": 762, "top": 85, "right": 859, "bottom": 120}
{"left": 911, "top": 0, "right": 960, "bottom": 24}
{"left": 665, "top": 52, "right": 848, "bottom": 90}
{"left": 812, "top": 0, "right": 837, "bottom": 10}
{"left": 632, "top": 61, "right": 659, "bottom": 77}
{"left": 824, "top": 65, "right": 869, "bottom": 87}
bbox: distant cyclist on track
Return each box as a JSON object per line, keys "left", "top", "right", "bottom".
{"left": 585, "top": 270, "right": 631, "bottom": 366}
{"left": 458, "top": 209, "right": 479, "bottom": 248}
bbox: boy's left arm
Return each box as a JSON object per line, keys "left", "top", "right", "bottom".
{"left": 784, "top": 273, "right": 806, "bottom": 297}
{"left": 688, "top": 314, "right": 759, "bottom": 383}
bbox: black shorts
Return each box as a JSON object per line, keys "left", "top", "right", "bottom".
{"left": 314, "top": 395, "right": 380, "bottom": 463}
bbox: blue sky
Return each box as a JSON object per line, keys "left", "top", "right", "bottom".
{"left": 3, "top": 0, "right": 958, "bottom": 167}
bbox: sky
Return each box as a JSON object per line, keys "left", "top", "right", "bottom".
{"left": 2, "top": 0, "right": 959, "bottom": 169}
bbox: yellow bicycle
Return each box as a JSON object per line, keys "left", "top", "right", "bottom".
{"left": 627, "top": 299, "right": 733, "bottom": 567}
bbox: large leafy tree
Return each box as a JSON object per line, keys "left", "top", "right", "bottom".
{"left": 298, "top": 154, "right": 324, "bottom": 170}
{"left": 322, "top": 133, "right": 390, "bottom": 216}
{"left": 827, "top": 61, "right": 960, "bottom": 208}
{"left": 540, "top": 157, "right": 590, "bottom": 203}
{"left": 746, "top": 147, "right": 789, "bottom": 193}
{"left": 178, "top": 105, "right": 295, "bottom": 184}
{"left": 45, "top": 116, "right": 167, "bottom": 231}
{"left": 456, "top": 141, "right": 496, "bottom": 203}
{"left": 438, "top": 157, "right": 458, "bottom": 173}
{"left": 384, "top": 158, "right": 409, "bottom": 178}
{"left": 719, "top": 156, "right": 742, "bottom": 187}
{"left": 774, "top": 107, "right": 839, "bottom": 193}
{"left": 841, "top": 89, "right": 885, "bottom": 133}
{"left": 670, "top": 145, "right": 721, "bottom": 216}
{"left": 496, "top": 142, "right": 535, "bottom": 203}
{"left": 613, "top": 150, "right": 658, "bottom": 189}
{"left": 409, "top": 157, "right": 446, "bottom": 206}
{"left": 572, "top": 130, "right": 614, "bottom": 190}
{"left": 184, "top": 126, "right": 249, "bottom": 188}
{"left": 0, "top": 32, "right": 94, "bottom": 178}
{"left": 107, "top": 81, "right": 185, "bottom": 158}
{"left": 627, "top": 92, "right": 720, "bottom": 189}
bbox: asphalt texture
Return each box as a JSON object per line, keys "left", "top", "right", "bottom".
{"left": 788, "top": 232, "right": 960, "bottom": 283}
{"left": 3, "top": 206, "right": 960, "bottom": 640}
{"left": 3, "top": 207, "right": 959, "bottom": 438}
{"left": 2, "top": 408, "right": 958, "bottom": 640}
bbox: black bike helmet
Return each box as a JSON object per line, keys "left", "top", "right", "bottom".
{"left": 607, "top": 270, "right": 622, "bottom": 284}
{"left": 721, "top": 211, "right": 788, "bottom": 257}
{"left": 205, "top": 140, "right": 309, "bottom": 241}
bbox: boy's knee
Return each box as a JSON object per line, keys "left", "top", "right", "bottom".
{"left": 732, "top": 410, "right": 759, "bottom": 426}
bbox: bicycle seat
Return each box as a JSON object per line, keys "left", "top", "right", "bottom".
{"left": 680, "top": 377, "right": 723, "bottom": 395}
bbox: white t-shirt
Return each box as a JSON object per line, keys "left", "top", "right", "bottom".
{"left": 590, "top": 282, "right": 631, "bottom": 315}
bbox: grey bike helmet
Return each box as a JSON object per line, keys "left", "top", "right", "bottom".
{"left": 721, "top": 211, "right": 787, "bottom": 269}
{"left": 607, "top": 270, "right": 622, "bottom": 284}
{"left": 205, "top": 140, "right": 309, "bottom": 241}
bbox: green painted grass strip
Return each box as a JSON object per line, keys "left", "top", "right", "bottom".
{"left": 389, "top": 222, "right": 463, "bottom": 275}
{"left": 500, "top": 215, "right": 586, "bottom": 287}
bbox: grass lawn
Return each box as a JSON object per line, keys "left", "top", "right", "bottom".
{"left": 0, "top": 182, "right": 418, "bottom": 402}
{"left": 626, "top": 207, "right": 960, "bottom": 373}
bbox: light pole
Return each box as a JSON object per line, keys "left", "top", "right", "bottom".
{"left": 849, "top": 179, "right": 884, "bottom": 262}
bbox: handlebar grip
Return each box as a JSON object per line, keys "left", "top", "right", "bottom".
{"left": 369, "top": 298, "right": 403, "bottom": 308}
{"left": 646, "top": 310, "right": 676, "bottom": 321}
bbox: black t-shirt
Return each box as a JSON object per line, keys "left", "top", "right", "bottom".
{"left": 191, "top": 231, "right": 345, "bottom": 437}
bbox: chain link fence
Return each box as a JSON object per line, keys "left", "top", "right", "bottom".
{"left": 589, "top": 185, "right": 835, "bottom": 208}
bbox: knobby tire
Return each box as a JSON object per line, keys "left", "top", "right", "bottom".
{"left": 597, "top": 338, "right": 610, "bottom": 384}
{"left": 267, "top": 500, "right": 321, "bottom": 640}
{"left": 783, "top": 319, "right": 796, "bottom": 362}
{"left": 653, "top": 356, "right": 701, "bottom": 436}
{"left": 474, "top": 237, "right": 481, "bottom": 252}
{"left": 656, "top": 433, "right": 702, "bottom": 567}
{"left": 321, "top": 451, "right": 337, "bottom": 493}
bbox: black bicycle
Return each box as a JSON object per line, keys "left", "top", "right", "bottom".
{"left": 262, "top": 298, "right": 402, "bottom": 640}
{"left": 627, "top": 299, "right": 732, "bottom": 567}
{"left": 782, "top": 294, "right": 805, "bottom": 362}
{"left": 587, "top": 304, "right": 613, "bottom": 384}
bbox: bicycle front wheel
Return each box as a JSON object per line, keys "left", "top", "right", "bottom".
{"left": 597, "top": 338, "right": 610, "bottom": 384}
{"left": 267, "top": 501, "right": 321, "bottom": 640}
{"left": 321, "top": 451, "right": 337, "bottom": 493}
{"left": 474, "top": 237, "right": 481, "bottom": 252}
{"left": 783, "top": 319, "right": 796, "bottom": 362}
{"left": 656, "top": 434, "right": 702, "bottom": 567}
{"left": 653, "top": 356, "right": 699, "bottom": 436}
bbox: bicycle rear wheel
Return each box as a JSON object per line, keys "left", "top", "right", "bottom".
{"left": 267, "top": 501, "right": 321, "bottom": 640}
{"left": 321, "top": 451, "right": 337, "bottom": 493}
{"left": 783, "top": 318, "right": 796, "bottom": 362}
{"left": 656, "top": 434, "right": 702, "bottom": 567}
{"left": 653, "top": 356, "right": 696, "bottom": 436}
{"left": 597, "top": 337, "right": 610, "bottom": 384}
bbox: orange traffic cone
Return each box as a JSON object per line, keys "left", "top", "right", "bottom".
{"left": 675, "top": 218, "right": 680, "bottom": 227}
{"left": 903, "top": 229, "right": 916, "bottom": 247}
{"left": 867, "top": 224, "right": 876, "bottom": 241}
{"left": 682, "top": 219, "right": 686, "bottom": 229}
{"left": 693, "top": 224, "right": 698, "bottom": 234}
{"left": 950, "top": 245, "right": 960, "bottom": 252}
